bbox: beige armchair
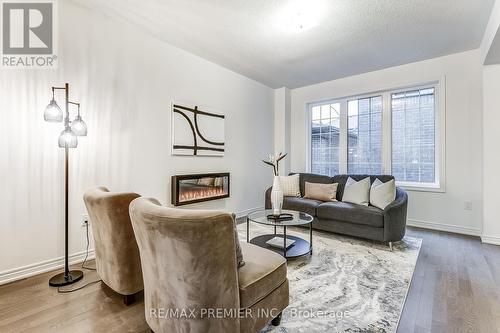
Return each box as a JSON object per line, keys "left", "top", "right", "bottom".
{"left": 83, "top": 187, "right": 144, "bottom": 305}
{"left": 129, "top": 197, "right": 289, "bottom": 333}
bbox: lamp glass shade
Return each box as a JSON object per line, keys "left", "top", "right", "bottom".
{"left": 71, "top": 116, "right": 87, "bottom": 136}
{"left": 44, "top": 99, "right": 63, "bottom": 122}
{"left": 58, "top": 128, "right": 78, "bottom": 148}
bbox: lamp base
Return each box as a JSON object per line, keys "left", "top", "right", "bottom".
{"left": 49, "top": 270, "right": 84, "bottom": 287}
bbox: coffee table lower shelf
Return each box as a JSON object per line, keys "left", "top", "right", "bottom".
{"left": 249, "top": 234, "right": 312, "bottom": 258}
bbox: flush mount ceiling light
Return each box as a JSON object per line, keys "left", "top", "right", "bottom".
{"left": 275, "top": 0, "right": 326, "bottom": 33}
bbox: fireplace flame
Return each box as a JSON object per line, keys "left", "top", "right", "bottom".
{"left": 179, "top": 187, "right": 226, "bottom": 202}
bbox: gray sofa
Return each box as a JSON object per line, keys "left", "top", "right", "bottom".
{"left": 265, "top": 173, "right": 408, "bottom": 249}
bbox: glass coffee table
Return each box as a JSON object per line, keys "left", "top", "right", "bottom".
{"left": 246, "top": 209, "right": 313, "bottom": 259}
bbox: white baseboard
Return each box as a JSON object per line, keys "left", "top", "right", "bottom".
{"left": 0, "top": 249, "right": 95, "bottom": 286}
{"left": 0, "top": 207, "right": 260, "bottom": 286}
{"left": 235, "top": 206, "right": 264, "bottom": 219}
{"left": 481, "top": 235, "right": 500, "bottom": 246}
{"left": 407, "top": 219, "right": 481, "bottom": 237}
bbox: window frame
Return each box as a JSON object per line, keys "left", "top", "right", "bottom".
{"left": 306, "top": 78, "right": 446, "bottom": 193}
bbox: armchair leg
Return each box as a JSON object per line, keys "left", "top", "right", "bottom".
{"left": 123, "top": 294, "right": 135, "bottom": 306}
{"left": 271, "top": 312, "right": 282, "bottom": 326}
{"left": 389, "top": 242, "right": 393, "bottom": 252}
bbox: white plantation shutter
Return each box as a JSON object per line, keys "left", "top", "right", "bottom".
{"left": 311, "top": 103, "right": 340, "bottom": 176}
{"left": 391, "top": 88, "right": 436, "bottom": 183}
{"left": 347, "top": 96, "right": 383, "bottom": 174}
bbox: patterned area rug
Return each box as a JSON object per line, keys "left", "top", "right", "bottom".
{"left": 237, "top": 223, "right": 422, "bottom": 333}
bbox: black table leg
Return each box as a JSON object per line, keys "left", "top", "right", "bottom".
{"left": 283, "top": 226, "right": 287, "bottom": 258}
{"left": 309, "top": 222, "right": 313, "bottom": 255}
{"left": 246, "top": 217, "right": 249, "bottom": 242}
{"left": 274, "top": 225, "right": 276, "bottom": 235}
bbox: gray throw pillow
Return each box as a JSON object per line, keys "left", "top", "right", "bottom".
{"left": 232, "top": 213, "right": 245, "bottom": 268}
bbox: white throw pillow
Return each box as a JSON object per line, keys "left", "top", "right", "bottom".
{"left": 370, "top": 178, "right": 396, "bottom": 210}
{"left": 280, "top": 174, "right": 301, "bottom": 197}
{"left": 342, "top": 177, "right": 370, "bottom": 206}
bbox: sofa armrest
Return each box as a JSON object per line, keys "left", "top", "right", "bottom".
{"left": 383, "top": 187, "right": 408, "bottom": 242}
{"left": 265, "top": 187, "right": 272, "bottom": 209}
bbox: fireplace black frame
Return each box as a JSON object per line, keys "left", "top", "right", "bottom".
{"left": 171, "top": 172, "right": 230, "bottom": 206}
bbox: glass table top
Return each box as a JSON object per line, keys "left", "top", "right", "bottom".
{"left": 247, "top": 209, "right": 313, "bottom": 226}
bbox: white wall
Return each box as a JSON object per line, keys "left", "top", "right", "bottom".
{"left": 480, "top": 0, "right": 500, "bottom": 63}
{"left": 273, "top": 87, "right": 291, "bottom": 175}
{"left": 288, "top": 50, "right": 483, "bottom": 235}
{"left": 480, "top": 0, "right": 500, "bottom": 246}
{"left": 482, "top": 64, "right": 500, "bottom": 245}
{"left": 0, "top": 1, "right": 274, "bottom": 283}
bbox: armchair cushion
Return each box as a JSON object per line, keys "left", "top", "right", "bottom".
{"left": 231, "top": 213, "right": 245, "bottom": 268}
{"left": 238, "top": 243, "right": 287, "bottom": 308}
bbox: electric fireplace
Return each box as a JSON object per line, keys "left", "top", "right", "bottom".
{"left": 171, "top": 172, "right": 230, "bottom": 206}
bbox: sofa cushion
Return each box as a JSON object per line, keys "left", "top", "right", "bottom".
{"left": 238, "top": 242, "right": 287, "bottom": 308}
{"left": 317, "top": 201, "right": 384, "bottom": 228}
{"left": 283, "top": 197, "right": 322, "bottom": 216}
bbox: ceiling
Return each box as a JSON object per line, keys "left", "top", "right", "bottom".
{"left": 73, "top": 0, "right": 495, "bottom": 88}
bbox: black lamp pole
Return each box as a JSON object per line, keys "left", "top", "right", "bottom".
{"left": 45, "top": 83, "right": 85, "bottom": 287}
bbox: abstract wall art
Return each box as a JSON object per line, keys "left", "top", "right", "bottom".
{"left": 171, "top": 102, "right": 225, "bottom": 156}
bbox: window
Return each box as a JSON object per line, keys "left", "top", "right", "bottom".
{"left": 347, "top": 96, "right": 383, "bottom": 174}
{"left": 391, "top": 88, "right": 436, "bottom": 184}
{"left": 311, "top": 103, "right": 340, "bottom": 176}
{"left": 308, "top": 81, "right": 442, "bottom": 191}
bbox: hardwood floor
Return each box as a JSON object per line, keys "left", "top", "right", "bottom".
{"left": 399, "top": 228, "right": 500, "bottom": 333}
{"left": 0, "top": 227, "right": 499, "bottom": 333}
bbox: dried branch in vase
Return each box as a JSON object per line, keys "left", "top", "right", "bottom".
{"left": 262, "top": 152, "right": 287, "bottom": 176}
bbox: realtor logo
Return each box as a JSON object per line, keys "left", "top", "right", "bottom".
{"left": 1, "top": 0, "right": 57, "bottom": 68}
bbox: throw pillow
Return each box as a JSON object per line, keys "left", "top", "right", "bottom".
{"left": 370, "top": 178, "right": 396, "bottom": 210}
{"left": 280, "top": 174, "right": 301, "bottom": 197}
{"left": 231, "top": 213, "right": 245, "bottom": 268}
{"left": 304, "top": 182, "right": 338, "bottom": 201}
{"left": 342, "top": 177, "right": 370, "bottom": 206}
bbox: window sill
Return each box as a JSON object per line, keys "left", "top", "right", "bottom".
{"left": 396, "top": 182, "right": 445, "bottom": 193}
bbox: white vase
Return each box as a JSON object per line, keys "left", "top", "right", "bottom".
{"left": 271, "top": 176, "right": 284, "bottom": 216}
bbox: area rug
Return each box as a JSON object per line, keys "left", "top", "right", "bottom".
{"left": 237, "top": 223, "right": 422, "bottom": 333}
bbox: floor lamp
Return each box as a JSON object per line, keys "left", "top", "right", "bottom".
{"left": 44, "top": 83, "right": 87, "bottom": 287}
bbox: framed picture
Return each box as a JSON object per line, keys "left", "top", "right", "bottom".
{"left": 171, "top": 102, "right": 225, "bottom": 156}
